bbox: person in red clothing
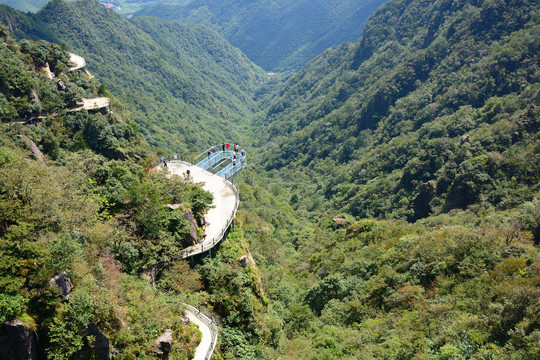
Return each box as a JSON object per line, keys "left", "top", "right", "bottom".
{"left": 226, "top": 142, "right": 230, "bottom": 149}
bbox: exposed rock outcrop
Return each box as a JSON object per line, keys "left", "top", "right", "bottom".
{"left": 88, "top": 322, "right": 111, "bottom": 360}
{"left": 16, "top": 135, "right": 46, "bottom": 165}
{"left": 239, "top": 250, "right": 266, "bottom": 300}
{"left": 48, "top": 272, "right": 73, "bottom": 300}
{"left": 154, "top": 329, "right": 173, "bottom": 359}
{"left": 182, "top": 209, "right": 198, "bottom": 245}
{"left": 116, "top": 149, "right": 129, "bottom": 161}
{"left": 0, "top": 319, "right": 37, "bottom": 360}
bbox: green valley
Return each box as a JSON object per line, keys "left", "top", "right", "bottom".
{"left": 0, "top": 0, "right": 539, "bottom": 359}
{"left": 135, "top": 0, "right": 388, "bottom": 72}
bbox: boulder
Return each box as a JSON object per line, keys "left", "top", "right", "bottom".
{"left": 0, "top": 319, "right": 37, "bottom": 360}
{"left": 239, "top": 255, "right": 248, "bottom": 267}
{"left": 154, "top": 329, "right": 173, "bottom": 359}
{"left": 88, "top": 322, "right": 111, "bottom": 360}
{"left": 116, "top": 149, "right": 129, "bottom": 161}
{"left": 182, "top": 209, "right": 198, "bottom": 245}
{"left": 16, "top": 135, "right": 46, "bottom": 165}
{"left": 49, "top": 272, "right": 73, "bottom": 300}
{"left": 57, "top": 79, "right": 66, "bottom": 91}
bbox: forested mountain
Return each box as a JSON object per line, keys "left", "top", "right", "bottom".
{"left": 135, "top": 0, "right": 388, "bottom": 72}
{"left": 1, "top": 0, "right": 265, "bottom": 152}
{"left": 257, "top": 0, "right": 539, "bottom": 221}
{"left": 0, "top": 28, "right": 220, "bottom": 357}
{"left": 230, "top": 0, "right": 539, "bottom": 358}
{"left": 1, "top": 0, "right": 539, "bottom": 359}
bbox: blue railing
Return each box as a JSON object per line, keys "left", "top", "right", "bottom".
{"left": 196, "top": 151, "right": 235, "bottom": 170}
{"left": 216, "top": 156, "right": 246, "bottom": 179}
{"left": 154, "top": 144, "right": 247, "bottom": 180}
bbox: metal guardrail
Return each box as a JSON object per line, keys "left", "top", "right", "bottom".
{"left": 151, "top": 154, "right": 193, "bottom": 167}
{"left": 217, "top": 156, "right": 247, "bottom": 179}
{"left": 185, "top": 304, "right": 218, "bottom": 360}
{"left": 192, "top": 145, "right": 220, "bottom": 166}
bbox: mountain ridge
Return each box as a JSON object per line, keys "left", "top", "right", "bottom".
{"left": 135, "top": 0, "right": 388, "bottom": 72}
{"left": 1, "top": 0, "right": 266, "bottom": 152}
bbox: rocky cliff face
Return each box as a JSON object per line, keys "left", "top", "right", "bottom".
{"left": 0, "top": 319, "right": 37, "bottom": 360}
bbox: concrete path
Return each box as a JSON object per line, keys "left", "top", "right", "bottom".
{"left": 166, "top": 161, "right": 238, "bottom": 258}
{"left": 67, "top": 97, "right": 111, "bottom": 112}
{"left": 185, "top": 305, "right": 216, "bottom": 360}
{"left": 67, "top": 52, "right": 86, "bottom": 71}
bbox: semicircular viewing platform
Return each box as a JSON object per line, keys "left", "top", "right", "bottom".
{"left": 156, "top": 144, "right": 246, "bottom": 259}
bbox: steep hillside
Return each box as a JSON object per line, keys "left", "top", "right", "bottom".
{"left": 0, "top": 28, "right": 218, "bottom": 358}
{"left": 136, "top": 0, "right": 388, "bottom": 72}
{"left": 227, "top": 0, "right": 540, "bottom": 358}
{"left": 257, "top": 0, "right": 539, "bottom": 221}
{"left": 1, "top": 0, "right": 266, "bottom": 152}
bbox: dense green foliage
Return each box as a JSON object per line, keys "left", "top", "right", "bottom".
{"left": 256, "top": 0, "right": 540, "bottom": 222}
{"left": 0, "top": 31, "right": 214, "bottom": 357}
{"left": 1, "top": 0, "right": 266, "bottom": 152}
{"left": 135, "top": 0, "right": 388, "bottom": 72}
{"left": 222, "top": 0, "right": 540, "bottom": 358}
{"left": 0, "top": 0, "right": 539, "bottom": 359}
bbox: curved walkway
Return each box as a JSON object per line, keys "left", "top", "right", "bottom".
{"left": 161, "top": 153, "right": 244, "bottom": 359}
{"left": 166, "top": 161, "right": 239, "bottom": 259}
{"left": 67, "top": 97, "right": 111, "bottom": 112}
{"left": 67, "top": 52, "right": 86, "bottom": 71}
{"left": 184, "top": 305, "right": 218, "bottom": 360}
{"left": 65, "top": 53, "right": 110, "bottom": 112}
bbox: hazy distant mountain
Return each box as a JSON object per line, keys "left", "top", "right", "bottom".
{"left": 136, "top": 0, "right": 388, "bottom": 72}
{"left": 0, "top": 0, "right": 47, "bottom": 12}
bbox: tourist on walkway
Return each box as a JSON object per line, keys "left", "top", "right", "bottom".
{"left": 222, "top": 142, "right": 225, "bottom": 151}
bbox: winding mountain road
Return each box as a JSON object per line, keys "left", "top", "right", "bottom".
{"left": 67, "top": 52, "right": 86, "bottom": 71}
